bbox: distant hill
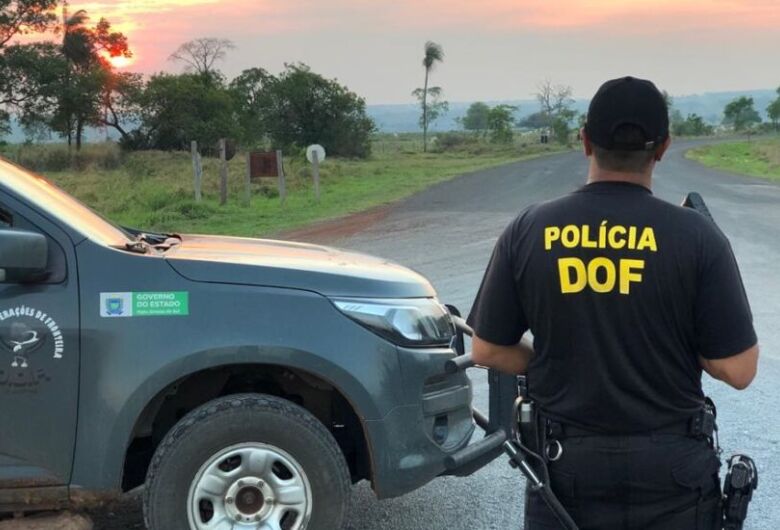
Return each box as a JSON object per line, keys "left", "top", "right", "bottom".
{"left": 367, "top": 89, "right": 778, "bottom": 134}
{"left": 2, "top": 89, "right": 777, "bottom": 142}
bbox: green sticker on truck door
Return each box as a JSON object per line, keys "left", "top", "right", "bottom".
{"left": 100, "top": 292, "right": 189, "bottom": 317}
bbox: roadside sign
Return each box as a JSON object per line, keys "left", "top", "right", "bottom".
{"left": 306, "top": 144, "right": 326, "bottom": 164}
{"left": 246, "top": 150, "right": 287, "bottom": 204}
{"left": 249, "top": 151, "right": 279, "bottom": 179}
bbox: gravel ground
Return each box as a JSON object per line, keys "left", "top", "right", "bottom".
{"left": 92, "top": 140, "right": 780, "bottom": 529}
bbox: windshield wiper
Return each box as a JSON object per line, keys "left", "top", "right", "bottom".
{"left": 138, "top": 232, "right": 182, "bottom": 251}
{"left": 125, "top": 240, "right": 149, "bottom": 254}
{"left": 122, "top": 232, "right": 182, "bottom": 254}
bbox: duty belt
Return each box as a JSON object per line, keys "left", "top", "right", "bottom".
{"left": 540, "top": 399, "right": 719, "bottom": 461}
{"left": 544, "top": 416, "right": 714, "bottom": 439}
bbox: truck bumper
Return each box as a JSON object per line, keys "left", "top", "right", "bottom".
{"left": 363, "top": 306, "right": 516, "bottom": 499}
{"left": 363, "top": 403, "right": 472, "bottom": 499}
{"left": 363, "top": 345, "right": 476, "bottom": 500}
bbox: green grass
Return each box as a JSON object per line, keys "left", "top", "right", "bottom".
{"left": 687, "top": 138, "right": 780, "bottom": 181}
{"left": 2, "top": 136, "right": 567, "bottom": 237}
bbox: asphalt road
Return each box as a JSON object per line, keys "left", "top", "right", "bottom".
{"left": 331, "top": 140, "right": 780, "bottom": 530}
{"left": 93, "top": 141, "right": 780, "bottom": 529}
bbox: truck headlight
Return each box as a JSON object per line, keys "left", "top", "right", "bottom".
{"left": 333, "top": 298, "right": 455, "bottom": 348}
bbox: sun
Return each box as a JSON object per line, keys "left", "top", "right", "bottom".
{"left": 105, "top": 54, "right": 135, "bottom": 69}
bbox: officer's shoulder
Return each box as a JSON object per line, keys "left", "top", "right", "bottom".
{"left": 647, "top": 195, "right": 726, "bottom": 242}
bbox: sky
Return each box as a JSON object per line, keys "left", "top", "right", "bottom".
{"left": 64, "top": 0, "right": 780, "bottom": 105}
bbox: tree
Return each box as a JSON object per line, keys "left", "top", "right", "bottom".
{"left": 486, "top": 104, "right": 516, "bottom": 143}
{"left": 461, "top": 102, "right": 490, "bottom": 134}
{"left": 52, "top": 9, "right": 132, "bottom": 149}
{"left": 670, "top": 108, "right": 685, "bottom": 134}
{"left": 535, "top": 80, "right": 575, "bottom": 143}
{"left": 536, "top": 80, "right": 574, "bottom": 123}
{"left": 518, "top": 111, "right": 550, "bottom": 130}
{"left": 50, "top": 66, "right": 107, "bottom": 150}
{"left": 100, "top": 71, "right": 144, "bottom": 144}
{"left": 767, "top": 87, "right": 780, "bottom": 132}
{"left": 0, "top": 0, "right": 59, "bottom": 132}
{"left": 418, "top": 41, "right": 444, "bottom": 152}
{"left": 251, "top": 64, "right": 376, "bottom": 158}
{"left": 723, "top": 96, "right": 761, "bottom": 132}
{"left": 551, "top": 108, "right": 577, "bottom": 145}
{"left": 0, "top": 42, "right": 64, "bottom": 133}
{"left": 169, "top": 38, "right": 235, "bottom": 76}
{"left": 229, "top": 67, "right": 274, "bottom": 146}
{"left": 0, "top": 0, "right": 58, "bottom": 48}
{"left": 673, "top": 113, "right": 714, "bottom": 137}
{"left": 412, "top": 86, "right": 448, "bottom": 141}
{"left": 133, "top": 73, "right": 240, "bottom": 151}
{"left": 55, "top": 8, "right": 98, "bottom": 148}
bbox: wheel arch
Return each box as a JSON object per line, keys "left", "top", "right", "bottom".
{"left": 106, "top": 346, "right": 379, "bottom": 493}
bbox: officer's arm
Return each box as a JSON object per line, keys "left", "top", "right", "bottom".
{"left": 699, "top": 344, "right": 759, "bottom": 390}
{"left": 472, "top": 335, "right": 535, "bottom": 375}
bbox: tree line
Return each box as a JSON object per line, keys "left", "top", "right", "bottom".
{"left": 719, "top": 91, "right": 780, "bottom": 133}
{"left": 126, "top": 60, "right": 375, "bottom": 158}
{"left": 3, "top": 5, "right": 779, "bottom": 159}
{"left": 0, "top": 1, "right": 376, "bottom": 157}
{"left": 453, "top": 78, "right": 780, "bottom": 143}
{"left": 456, "top": 81, "right": 578, "bottom": 145}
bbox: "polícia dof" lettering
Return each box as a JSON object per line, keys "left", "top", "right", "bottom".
{"left": 544, "top": 222, "right": 658, "bottom": 295}
{"left": 544, "top": 221, "right": 657, "bottom": 252}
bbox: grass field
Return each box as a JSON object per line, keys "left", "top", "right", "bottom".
{"left": 1, "top": 134, "right": 567, "bottom": 237}
{"left": 687, "top": 138, "right": 780, "bottom": 182}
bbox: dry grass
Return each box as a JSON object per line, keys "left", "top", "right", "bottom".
{"left": 687, "top": 138, "right": 780, "bottom": 181}
{"left": 1, "top": 135, "right": 567, "bottom": 237}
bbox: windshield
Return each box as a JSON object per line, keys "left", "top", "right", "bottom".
{"left": 0, "top": 156, "right": 132, "bottom": 247}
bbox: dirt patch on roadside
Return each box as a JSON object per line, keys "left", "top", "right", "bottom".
{"left": 86, "top": 491, "right": 144, "bottom": 530}
{"left": 0, "top": 513, "right": 92, "bottom": 530}
{"left": 278, "top": 204, "right": 392, "bottom": 245}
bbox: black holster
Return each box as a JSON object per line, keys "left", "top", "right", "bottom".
{"left": 722, "top": 454, "right": 758, "bottom": 530}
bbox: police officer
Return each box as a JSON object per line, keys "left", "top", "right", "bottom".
{"left": 467, "top": 76, "right": 759, "bottom": 529}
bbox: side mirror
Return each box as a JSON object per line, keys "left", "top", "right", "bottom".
{"left": 0, "top": 228, "right": 48, "bottom": 282}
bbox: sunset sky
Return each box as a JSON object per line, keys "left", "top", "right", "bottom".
{"left": 66, "top": 0, "right": 780, "bottom": 104}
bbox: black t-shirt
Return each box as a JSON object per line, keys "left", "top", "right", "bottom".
{"left": 467, "top": 181, "right": 757, "bottom": 433}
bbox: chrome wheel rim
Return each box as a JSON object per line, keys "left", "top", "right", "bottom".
{"left": 187, "top": 443, "right": 312, "bottom": 530}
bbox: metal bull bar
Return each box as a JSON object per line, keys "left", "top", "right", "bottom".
{"left": 440, "top": 308, "right": 517, "bottom": 475}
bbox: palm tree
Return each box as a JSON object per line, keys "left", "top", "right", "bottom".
{"left": 421, "top": 41, "right": 444, "bottom": 152}
{"left": 58, "top": 2, "right": 92, "bottom": 149}
{"left": 62, "top": 8, "right": 92, "bottom": 68}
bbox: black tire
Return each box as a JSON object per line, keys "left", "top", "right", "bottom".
{"left": 143, "top": 393, "right": 351, "bottom": 530}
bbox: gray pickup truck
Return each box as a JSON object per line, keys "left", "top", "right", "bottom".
{"left": 0, "top": 157, "right": 510, "bottom": 529}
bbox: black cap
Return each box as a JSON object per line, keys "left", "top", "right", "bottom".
{"left": 584, "top": 76, "right": 669, "bottom": 151}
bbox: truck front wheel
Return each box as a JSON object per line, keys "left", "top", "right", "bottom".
{"left": 143, "top": 394, "right": 351, "bottom": 530}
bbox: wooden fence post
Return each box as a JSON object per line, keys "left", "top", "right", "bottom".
{"left": 244, "top": 152, "right": 252, "bottom": 206}
{"left": 219, "top": 139, "right": 228, "bottom": 206}
{"left": 312, "top": 150, "right": 321, "bottom": 202}
{"left": 191, "top": 141, "right": 202, "bottom": 202}
{"left": 276, "top": 149, "right": 286, "bottom": 204}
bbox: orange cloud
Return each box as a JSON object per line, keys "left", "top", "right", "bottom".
{"left": 60, "top": 0, "right": 780, "bottom": 35}
{"left": 70, "top": 0, "right": 222, "bottom": 33}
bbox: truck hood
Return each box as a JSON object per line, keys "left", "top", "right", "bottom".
{"left": 164, "top": 234, "right": 436, "bottom": 298}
